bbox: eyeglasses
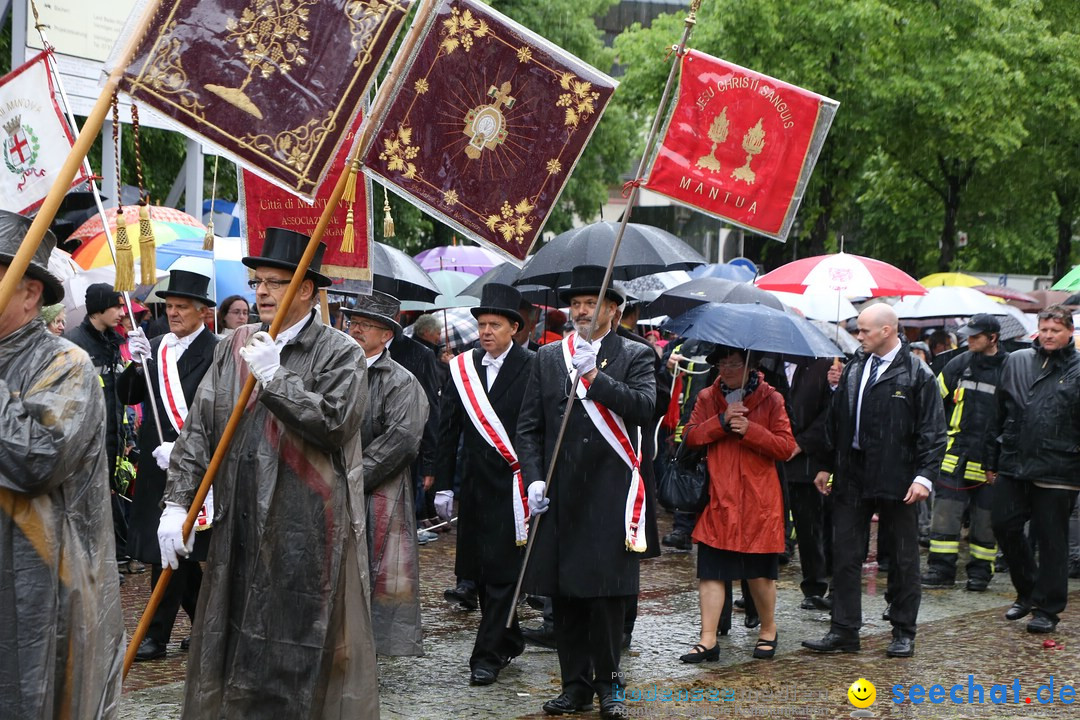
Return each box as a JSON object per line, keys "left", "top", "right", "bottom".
{"left": 347, "top": 319, "right": 391, "bottom": 333}
{"left": 247, "top": 278, "right": 290, "bottom": 290}
{"left": 715, "top": 360, "right": 745, "bottom": 370}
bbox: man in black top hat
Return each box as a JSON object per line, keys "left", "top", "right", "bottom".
{"left": 518, "top": 265, "right": 655, "bottom": 720}
{"left": 159, "top": 228, "right": 379, "bottom": 718}
{"left": 434, "top": 283, "right": 535, "bottom": 685}
{"left": 0, "top": 211, "right": 125, "bottom": 716}
{"left": 118, "top": 269, "right": 220, "bottom": 660}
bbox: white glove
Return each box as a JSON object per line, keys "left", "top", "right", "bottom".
{"left": 157, "top": 502, "right": 195, "bottom": 570}
{"left": 128, "top": 328, "right": 151, "bottom": 363}
{"left": 152, "top": 441, "right": 174, "bottom": 471}
{"left": 527, "top": 480, "right": 549, "bottom": 515}
{"left": 571, "top": 337, "right": 598, "bottom": 376}
{"left": 239, "top": 331, "right": 282, "bottom": 384}
{"left": 434, "top": 490, "right": 454, "bottom": 523}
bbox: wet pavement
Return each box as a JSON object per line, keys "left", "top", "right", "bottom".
{"left": 119, "top": 513, "right": 1080, "bottom": 719}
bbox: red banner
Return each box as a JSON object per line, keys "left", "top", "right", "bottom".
{"left": 242, "top": 116, "right": 370, "bottom": 282}
{"left": 646, "top": 50, "right": 838, "bottom": 241}
{"left": 362, "top": 0, "right": 616, "bottom": 261}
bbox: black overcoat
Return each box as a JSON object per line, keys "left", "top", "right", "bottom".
{"left": 518, "top": 331, "right": 656, "bottom": 598}
{"left": 116, "top": 329, "right": 219, "bottom": 563}
{"left": 435, "top": 344, "right": 534, "bottom": 584}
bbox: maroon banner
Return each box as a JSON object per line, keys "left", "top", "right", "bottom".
{"left": 242, "top": 116, "right": 370, "bottom": 282}
{"left": 362, "top": 0, "right": 616, "bottom": 261}
{"left": 121, "top": 0, "right": 411, "bottom": 200}
{"left": 646, "top": 50, "right": 838, "bottom": 242}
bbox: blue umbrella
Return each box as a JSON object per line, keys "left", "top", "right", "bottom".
{"left": 661, "top": 302, "right": 842, "bottom": 358}
{"left": 689, "top": 263, "right": 757, "bottom": 282}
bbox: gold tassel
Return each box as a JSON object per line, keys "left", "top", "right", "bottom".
{"left": 203, "top": 219, "right": 215, "bottom": 251}
{"left": 340, "top": 161, "right": 359, "bottom": 253}
{"left": 138, "top": 205, "right": 157, "bottom": 285}
{"left": 114, "top": 211, "right": 135, "bottom": 292}
{"left": 382, "top": 188, "right": 395, "bottom": 238}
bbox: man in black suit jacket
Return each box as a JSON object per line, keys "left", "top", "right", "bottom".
{"left": 118, "top": 270, "right": 221, "bottom": 661}
{"left": 434, "top": 284, "right": 535, "bottom": 686}
{"left": 518, "top": 266, "right": 655, "bottom": 720}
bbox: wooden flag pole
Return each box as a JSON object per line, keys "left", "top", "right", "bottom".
{"left": 122, "top": 0, "right": 440, "bottom": 679}
{"left": 507, "top": 0, "right": 705, "bottom": 627}
{"left": 0, "top": 0, "right": 162, "bottom": 314}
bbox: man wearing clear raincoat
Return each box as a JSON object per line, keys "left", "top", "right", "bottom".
{"left": 161, "top": 229, "right": 378, "bottom": 718}
{"left": 0, "top": 211, "right": 124, "bottom": 719}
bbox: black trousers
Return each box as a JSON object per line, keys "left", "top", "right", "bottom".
{"left": 552, "top": 596, "right": 628, "bottom": 704}
{"left": 471, "top": 582, "right": 525, "bottom": 672}
{"left": 789, "top": 481, "right": 831, "bottom": 598}
{"left": 148, "top": 559, "right": 202, "bottom": 644}
{"left": 991, "top": 475, "right": 1078, "bottom": 622}
{"left": 832, "top": 492, "right": 921, "bottom": 640}
{"left": 928, "top": 474, "right": 996, "bottom": 580}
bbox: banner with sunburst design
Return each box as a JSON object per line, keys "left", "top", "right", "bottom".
{"left": 361, "top": 0, "right": 616, "bottom": 261}
{"left": 116, "top": 0, "right": 412, "bottom": 200}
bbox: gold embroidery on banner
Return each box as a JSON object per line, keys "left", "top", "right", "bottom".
{"left": 414, "top": 78, "right": 429, "bottom": 94}
{"left": 441, "top": 6, "right": 489, "bottom": 54}
{"left": 732, "top": 118, "right": 766, "bottom": 184}
{"left": 206, "top": 0, "right": 315, "bottom": 120}
{"left": 556, "top": 72, "right": 599, "bottom": 128}
{"left": 485, "top": 199, "right": 534, "bottom": 245}
{"left": 141, "top": 21, "right": 206, "bottom": 115}
{"left": 516, "top": 46, "right": 533, "bottom": 63}
{"left": 443, "top": 189, "right": 459, "bottom": 206}
{"left": 462, "top": 81, "right": 515, "bottom": 159}
{"left": 345, "top": 0, "right": 399, "bottom": 68}
{"left": 545, "top": 158, "right": 562, "bottom": 175}
{"left": 696, "top": 106, "right": 728, "bottom": 172}
{"left": 245, "top": 110, "right": 334, "bottom": 173}
{"left": 380, "top": 125, "right": 420, "bottom": 179}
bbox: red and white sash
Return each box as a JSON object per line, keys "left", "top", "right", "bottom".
{"left": 562, "top": 334, "right": 648, "bottom": 553}
{"left": 449, "top": 350, "right": 530, "bottom": 546}
{"left": 156, "top": 335, "right": 213, "bottom": 530}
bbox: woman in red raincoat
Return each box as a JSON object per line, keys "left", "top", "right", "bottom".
{"left": 678, "top": 346, "right": 795, "bottom": 663}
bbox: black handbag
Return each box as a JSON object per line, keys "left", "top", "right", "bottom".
{"left": 657, "top": 441, "right": 709, "bottom": 513}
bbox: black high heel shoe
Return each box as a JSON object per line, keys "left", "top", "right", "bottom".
{"left": 679, "top": 643, "right": 720, "bottom": 663}
{"left": 753, "top": 632, "right": 778, "bottom": 659}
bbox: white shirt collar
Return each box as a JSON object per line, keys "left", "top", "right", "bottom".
{"left": 276, "top": 310, "right": 315, "bottom": 345}
{"left": 163, "top": 324, "right": 206, "bottom": 353}
{"left": 482, "top": 343, "right": 513, "bottom": 367}
{"left": 874, "top": 341, "right": 902, "bottom": 364}
{"left": 366, "top": 351, "right": 383, "bottom": 368}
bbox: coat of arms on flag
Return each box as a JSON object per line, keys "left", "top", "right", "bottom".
{"left": 0, "top": 51, "right": 88, "bottom": 213}
{"left": 646, "top": 50, "right": 838, "bottom": 242}
{"left": 117, "top": 0, "right": 412, "bottom": 199}
{"left": 362, "top": 0, "right": 617, "bottom": 261}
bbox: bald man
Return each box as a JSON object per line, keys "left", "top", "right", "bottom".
{"left": 803, "top": 304, "right": 945, "bottom": 658}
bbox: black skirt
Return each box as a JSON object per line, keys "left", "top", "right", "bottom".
{"left": 696, "top": 543, "right": 779, "bottom": 581}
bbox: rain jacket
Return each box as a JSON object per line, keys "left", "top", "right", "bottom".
{"left": 63, "top": 316, "right": 125, "bottom": 480}
{"left": 683, "top": 373, "right": 796, "bottom": 554}
{"left": 164, "top": 316, "right": 378, "bottom": 719}
{"left": 937, "top": 349, "right": 1008, "bottom": 485}
{"left": 0, "top": 320, "right": 123, "bottom": 719}
{"left": 361, "top": 349, "right": 427, "bottom": 656}
{"left": 985, "top": 341, "right": 1080, "bottom": 487}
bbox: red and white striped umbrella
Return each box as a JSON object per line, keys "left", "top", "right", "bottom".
{"left": 756, "top": 252, "right": 926, "bottom": 298}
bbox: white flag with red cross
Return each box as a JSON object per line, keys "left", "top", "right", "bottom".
{"left": 0, "top": 50, "right": 88, "bottom": 214}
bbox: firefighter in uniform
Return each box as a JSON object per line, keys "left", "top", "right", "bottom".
{"left": 924, "top": 314, "right": 1007, "bottom": 591}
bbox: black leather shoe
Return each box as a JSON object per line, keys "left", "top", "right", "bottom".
{"left": 734, "top": 597, "right": 746, "bottom": 609}
{"left": 882, "top": 604, "right": 892, "bottom": 622}
{"left": 1027, "top": 615, "right": 1057, "bottom": 634}
{"left": 135, "top": 638, "right": 167, "bottom": 661}
{"left": 745, "top": 612, "right": 760, "bottom": 629}
{"left": 542, "top": 694, "right": 593, "bottom": 715}
{"left": 180, "top": 636, "right": 190, "bottom": 651}
{"left": 469, "top": 667, "right": 498, "bottom": 686}
{"left": 599, "top": 696, "right": 629, "bottom": 719}
{"left": 1005, "top": 601, "right": 1031, "bottom": 621}
{"left": 965, "top": 577, "right": 989, "bottom": 592}
{"left": 444, "top": 582, "right": 479, "bottom": 610}
{"left": 661, "top": 530, "right": 691, "bottom": 550}
{"left": 802, "top": 631, "right": 860, "bottom": 653}
{"left": 921, "top": 571, "right": 955, "bottom": 588}
{"left": 800, "top": 595, "right": 832, "bottom": 610}
{"left": 886, "top": 637, "right": 915, "bottom": 658}
{"left": 522, "top": 624, "right": 558, "bottom": 649}
{"left": 753, "top": 632, "right": 778, "bottom": 660}
{"left": 679, "top": 643, "right": 719, "bottom": 663}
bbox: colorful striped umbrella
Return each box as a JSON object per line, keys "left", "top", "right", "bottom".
{"left": 70, "top": 205, "right": 206, "bottom": 270}
{"left": 756, "top": 253, "right": 926, "bottom": 298}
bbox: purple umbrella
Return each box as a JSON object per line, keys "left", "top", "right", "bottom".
{"left": 414, "top": 245, "right": 505, "bottom": 276}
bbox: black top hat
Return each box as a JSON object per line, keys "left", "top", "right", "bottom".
{"left": 559, "top": 264, "right": 625, "bottom": 305}
{"left": 242, "top": 227, "right": 333, "bottom": 287}
{"left": 471, "top": 283, "right": 523, "bottom": 327}
{"left": 957, "top": 313, "right": 1001, "bottom": 338}
{"left": 0, "top": 210, "right": 64, "bottom": 304}
{"left": 341, "top": 290, "right": 402, "bottom": 337}
{"left": 159, "top": 269, "right": 216, "bottom": 307}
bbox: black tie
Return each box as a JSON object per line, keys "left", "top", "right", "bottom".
{"left": 856, "top": 356, "right": 883, "bottom": 449}
{"left": 865, "top": 355, "right": 883, "bottom": 389}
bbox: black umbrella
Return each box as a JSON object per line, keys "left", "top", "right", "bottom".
{"left": 331, "top": 242, "right": 440, "bottom": 302}
{"left": 645, "top": 276, "right": 784, "bottom": 318}
{"left": 462, "top": 260, "right": 561, "bottom": 307}
{"left": 661, "top": 302, "right": 842, "bottom": 358}
{"left": 515, "top": 222, "right": 706, "bottom": 288}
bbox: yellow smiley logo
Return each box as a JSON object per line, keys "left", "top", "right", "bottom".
{"left": 848, "top": 678, "right": 876, "bottom": 708}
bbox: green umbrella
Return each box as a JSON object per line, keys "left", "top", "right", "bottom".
{"left": 1051, "top": 265, "right": 1080, "bottom": 291}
